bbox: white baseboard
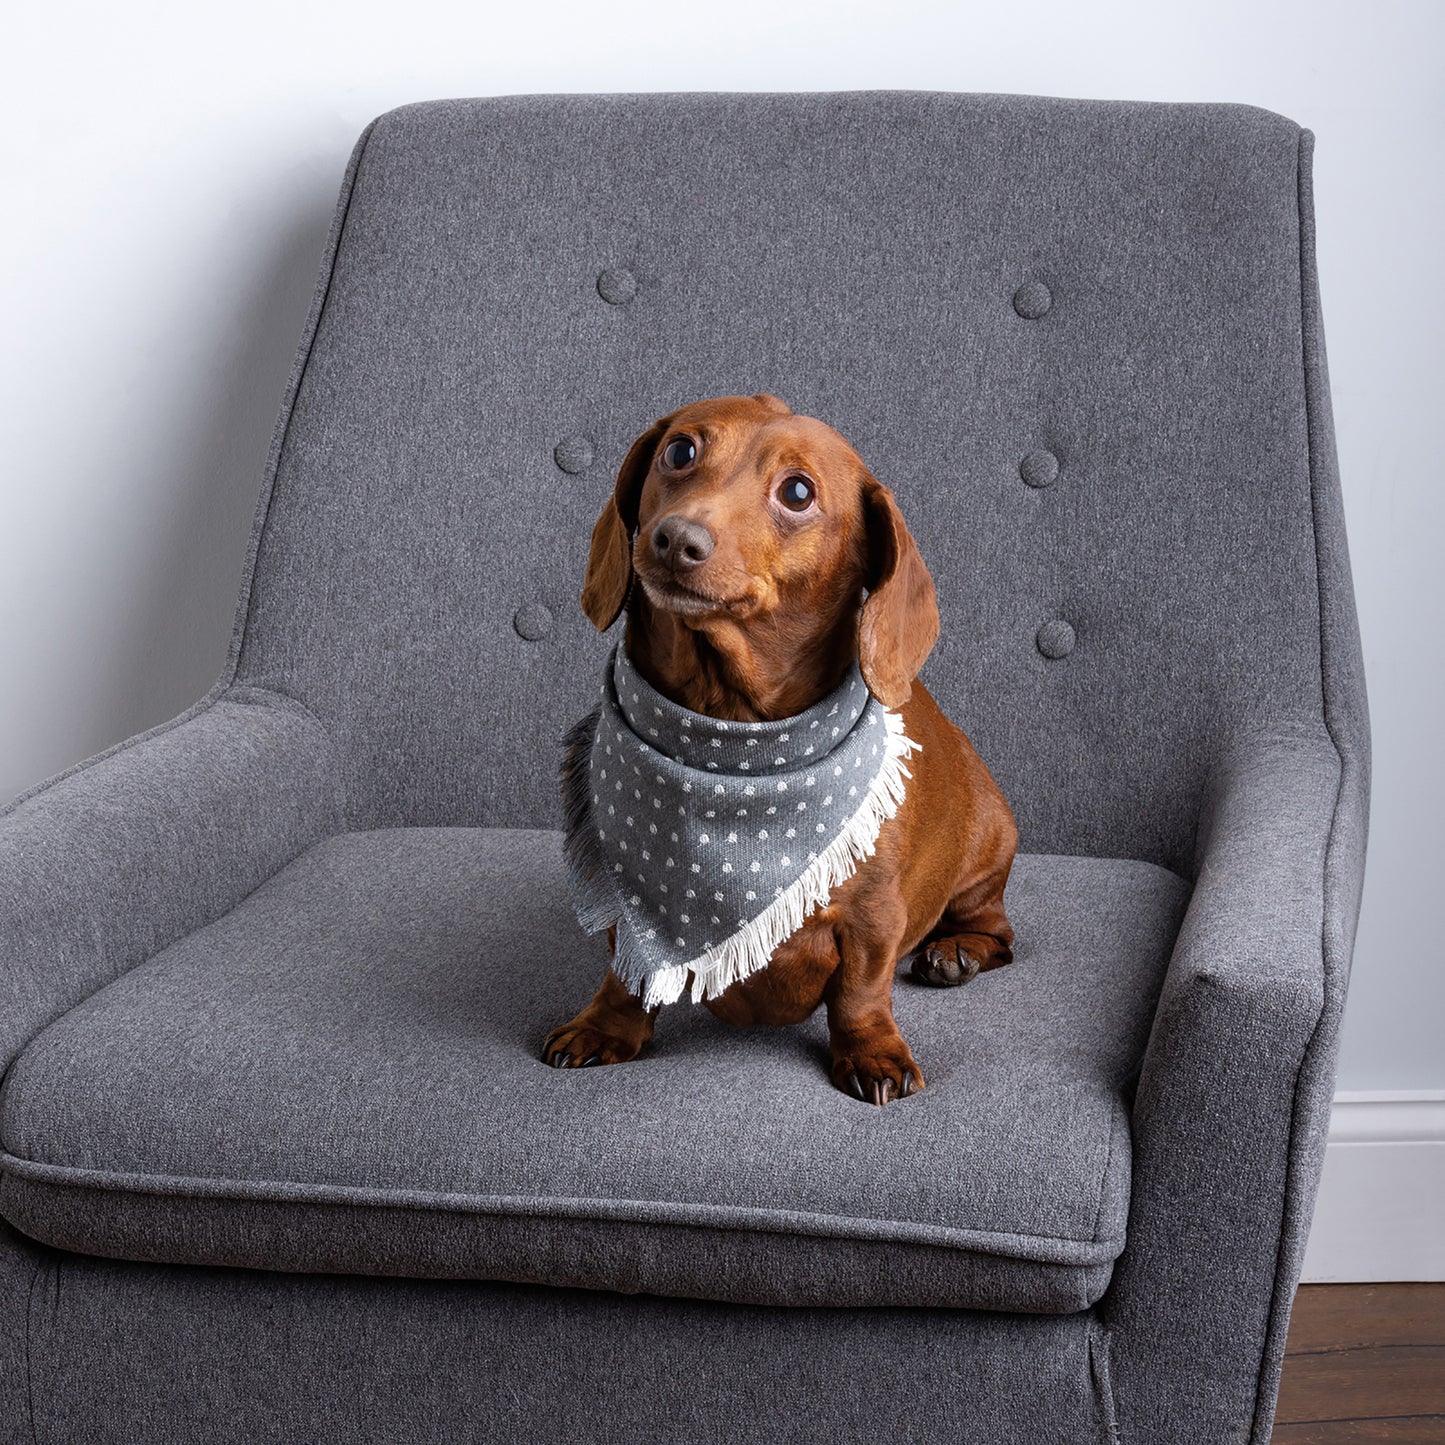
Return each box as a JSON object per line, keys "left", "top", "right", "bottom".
{"left": 1300, "top": 1090, "right": 1445, "bottom": 1282}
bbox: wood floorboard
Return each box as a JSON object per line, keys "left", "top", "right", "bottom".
{"left": 1271, "top": 1284, "right": 1445, "bottom": 1443}
{"left": 1285, "top": 1285, "right": 1445, "bottom": 1355}
{"left": 1271, "top": 1420, "right": 1445, "bottom": 1443}
{"left": 1276, "top": 1346, "right": 1445, "bottom": 1422}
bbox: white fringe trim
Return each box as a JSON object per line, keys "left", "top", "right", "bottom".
{"left": 638, "top": 710, "right": 920, "bottom": 1008}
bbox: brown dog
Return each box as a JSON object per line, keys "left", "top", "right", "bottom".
{"left": 543, "top": 394, "right": 1017, "bottom": 1104}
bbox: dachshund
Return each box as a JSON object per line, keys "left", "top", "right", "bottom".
{"left": 543, "top": 394, "right": 1017, "bottom": 1104}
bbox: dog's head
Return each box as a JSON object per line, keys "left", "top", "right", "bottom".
{"left": 581, "top": 394, "right": 939, "bottom": 708}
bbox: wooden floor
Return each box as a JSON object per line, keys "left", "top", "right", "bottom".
{"left": 1273, "top": 1284, "right": 1445, "bottom": 1442}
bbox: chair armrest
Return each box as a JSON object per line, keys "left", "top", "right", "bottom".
{"left": 1104, "top": 725, "right": 1368, "bottom": 1443}
{"left": 0, "top": 688, "right": 343, "bottom": 1078}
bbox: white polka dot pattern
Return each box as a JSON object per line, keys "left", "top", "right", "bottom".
{"left": 562, "top": 645, "right": 918, "bottom": 1009}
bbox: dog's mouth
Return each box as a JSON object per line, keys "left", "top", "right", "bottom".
{"left": 637, "top": 570, "right": 747, "bottom": 618}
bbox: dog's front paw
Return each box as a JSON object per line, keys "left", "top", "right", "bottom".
{"left": 830, "top": 1034, "right": 924, "bottom": 1106}
{"left": 541, "top": 1017, "right": 646, "bottom": 1069}
{"left": 911, "top": 938, "right": 982, "bottom": 988}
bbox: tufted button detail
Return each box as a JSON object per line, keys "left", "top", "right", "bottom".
{"left": 596, "top": 267, "right": 637, "bottom": 305}
{"left": 1012, "top": 281, "right": 1053, "bottom": 319}
{"left": 514, "top": 603, "right": 554, "bottom": 641}
{"left": 553, "top": 436, "right": 595, "bottom": 474}
{"left": 1019, "top": 450, "right": 1060, "bottom": 489}
{"left": 1036, "top": 620, "right": 1076, "bottom": 659}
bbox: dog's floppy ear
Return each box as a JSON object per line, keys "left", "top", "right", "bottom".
{"left": 580, "top": 416, "right": 670, "bottom": 632}
{"left": 858, "top": 476, "right": 940, "bottom": 708}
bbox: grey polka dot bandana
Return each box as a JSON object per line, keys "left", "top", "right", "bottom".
{"left": 563, "top": 645, "right": 918, "bottom": 1008}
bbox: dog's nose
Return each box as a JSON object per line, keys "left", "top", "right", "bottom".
{"left": 651, "top": 515, "right": 715, "bottom": 573}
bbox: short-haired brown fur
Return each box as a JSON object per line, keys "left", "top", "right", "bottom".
{"left": 545, "top": 395, "right": 1017, "bottom": 1104}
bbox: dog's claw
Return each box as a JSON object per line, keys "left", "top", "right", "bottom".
{"left": 540, "top": 1016, "right": 648, "bottom": 1070}
{"left": 912, "top": 942, "right": 982, "bottom": 989}
{"left": 833, "top": 1044, "right": 923, "bottom": 1104}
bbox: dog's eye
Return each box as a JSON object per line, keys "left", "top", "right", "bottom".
{"left": 661, "top": 437, "right": 697, "bottom": 471}
{"left": 778, "top": 475, "right": 816, "bottom": 512}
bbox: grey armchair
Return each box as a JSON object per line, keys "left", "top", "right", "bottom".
{"left": 0, "top": 93, "right": 1368, "bottom": 1444}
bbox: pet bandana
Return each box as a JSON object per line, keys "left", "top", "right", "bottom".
{"left": 562, "top": 644, "right": 918, "bottom": 1008}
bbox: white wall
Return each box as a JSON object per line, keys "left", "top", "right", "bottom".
{"left": 2, "top": 0, "right": 1441, "bottom": 1094}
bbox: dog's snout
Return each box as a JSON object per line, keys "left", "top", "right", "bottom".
{"left": 651, "top": 515, "right": 716, "bottom": 573}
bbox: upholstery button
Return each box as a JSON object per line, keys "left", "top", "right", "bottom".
{"left": 514, "top": 603, "right": 553, "bottom": 641}
{"left": 1020, "top": 450, "right": 1060, "bottom": 489}
{"left": 596, "top": 267, "right": 637, "bottom": 305}
{"left": 1013, "top": 281, "right": 1053, "bottom": 319}
{"left": 553, "top": 436, "right": 595, "bottom": 474}
{"left": 1036, "top": 620, "right": 1075, "bottom": 659}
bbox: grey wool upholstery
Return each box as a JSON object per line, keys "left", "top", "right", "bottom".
{"left": 0, "top": 92, "right": 1367, "bottom": 1444}
{"left": 0, "top": 840, "right": 1187, "bottom": 1313}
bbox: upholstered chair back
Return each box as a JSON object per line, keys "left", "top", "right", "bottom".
{"left": 232, "top": 94, "right": 1351, "bottom": 873}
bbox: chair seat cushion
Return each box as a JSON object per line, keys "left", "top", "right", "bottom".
{"left": 0, "top": 828, "right": 1188, "bottom": 1312}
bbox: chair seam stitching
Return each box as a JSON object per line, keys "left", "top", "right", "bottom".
{"left": 217, "top": 118, "right": 379, "bottom": 700}
{"left": 0, "top": 1153, "right": 1121, "bottom": 1258}
{"left": 219, "top": 682, "right": 330, "bottom": 736}
{"left": 23, "top": 1251, "right": 47, "bottom": 1445}
{"left": 207, "top": 114, "right": 380, "bottom": 832}
{"left": 1247, "top": 123, "right": 1350, "bottom": 1445}
{"left": 1092, "top": 1099, "right": 1120, "bottom": 1244}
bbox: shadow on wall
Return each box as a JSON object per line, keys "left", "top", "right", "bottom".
{"left": 52, "top": 182, "right": 340, "bottom": 798}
